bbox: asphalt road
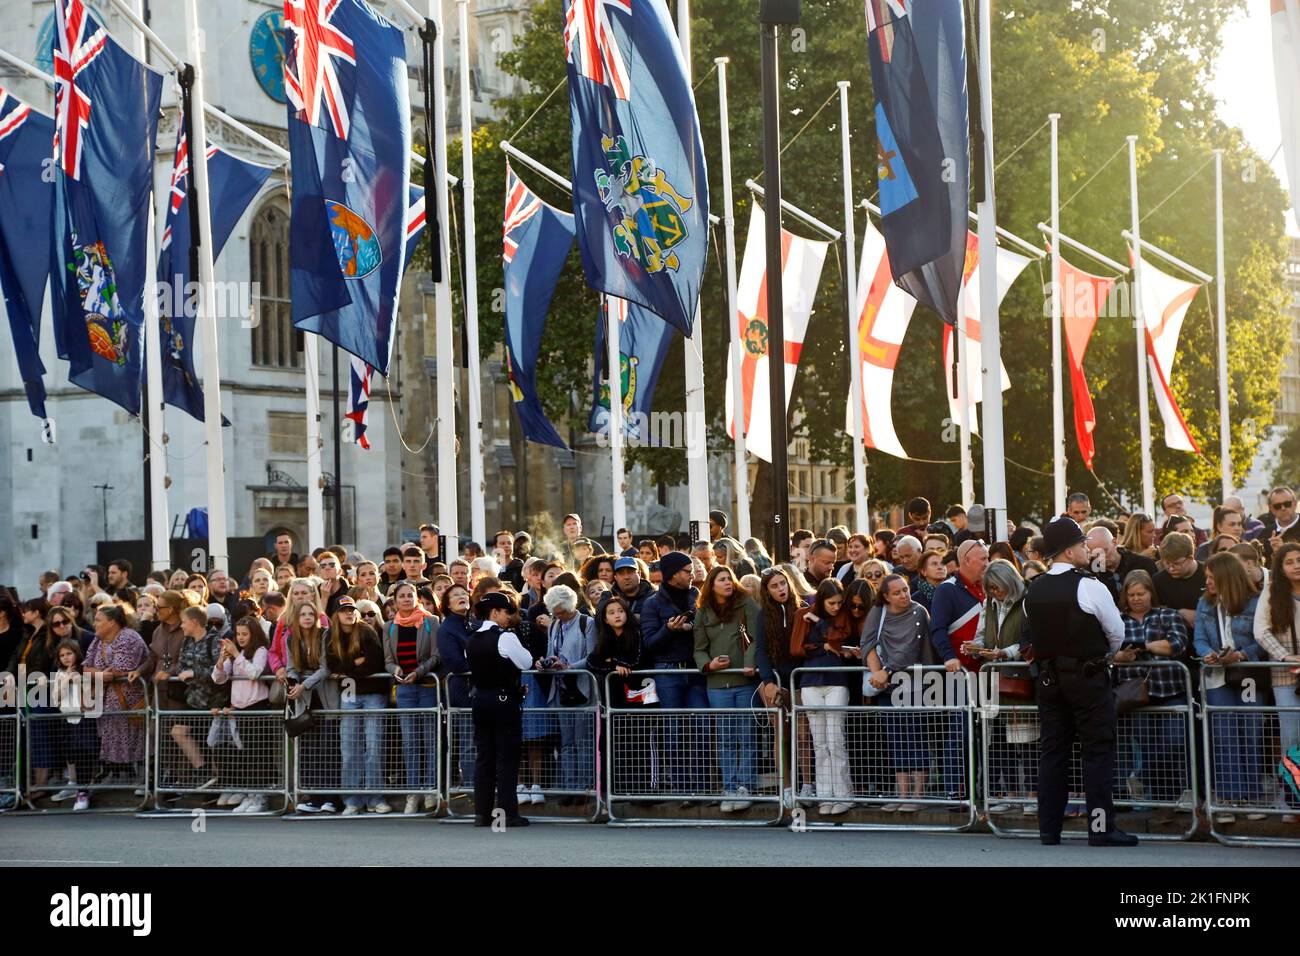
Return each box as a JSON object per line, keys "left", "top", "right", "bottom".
{"left": 2, "top": 814, "right": 1298, "bottom": 866}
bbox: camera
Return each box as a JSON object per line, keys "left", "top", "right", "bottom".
{"left": 539, "top": 656, "right": 560, "bottom": 670}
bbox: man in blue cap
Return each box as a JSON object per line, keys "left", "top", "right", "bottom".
{"left": 612, "top": 556, "right": 654, "bottom": 619}
{"left": 1024, "top": 515, "right": 1137, "bottom": 847}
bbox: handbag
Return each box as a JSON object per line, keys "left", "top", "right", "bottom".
{"left": 111, "top": 680, "right": 147, "bottom": 729}
{"left": 283, "top": 693, "right": 315, "bottom": 738}
{"left": 267, "top": 679, "right": 287, "bottom": 709}
{"left": 997, "top": 667, "right": 1035, "bottom": 700}
{"left": 1113, "top": 675, "right": 1150, "bottom": 714}
{"left": 862, "top": 609, "right": 889, "bottom": 698}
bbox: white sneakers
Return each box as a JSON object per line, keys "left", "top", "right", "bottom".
{"left": 404, "top": 794, "right": 421, "bottom": 814}
{"left": 217, "top": 792, "right": 243, "bottom": 807}
{"left": 73, "top": 792, "right": 90, "bottom": 811}
{"left": 50, "top": 784, "right": 78, "bottom": 802}
{"left": 721, "top": 786, "right": 753, "bottom": 812}
{"left": 233, "top": 794, "right": 267, "bottom": 814}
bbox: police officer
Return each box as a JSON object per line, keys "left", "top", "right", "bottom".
{"left": 1023, "top": 516, "right": 1137, "bottom": 847}
{"left": 467, "top": 591, "right": 535, "bottom": 827}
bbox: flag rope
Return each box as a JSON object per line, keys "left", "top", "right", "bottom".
{"left": 506, "top": 78, "right": 565, "bottom": 141}
{"left": 691, "top": 60, "right": 718, "bottom": 92}
{"left": 750, "top": 87, "right": 840, "bottom": 183}
{"left": 993, "top": 117, "right": 1049, "bottom": 174}
{"left": 1139, "top": 153, "right": 1216, "bottom": 225}
{"left": 1058, "top": 139, "right": 1127, "bottom": 214}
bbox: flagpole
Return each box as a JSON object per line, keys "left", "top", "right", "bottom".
{"left": 1214, "top": 148, "right": 1231, "bottom": 500}
{"left": 1127, "top": 134, "right": 1155, "bottom": 517}
{"left": 331, "top": 344, "right": 343, "bottom": 544}
{"left": 678, "top": 0, "right": 710, "bottom": 545}
{"left": 604, "top": 295, "right": 628, "bottom": 538}
{"left": 1049, "top": 112, "right": 1066, "bottom": 514}
{"left": 456, "top": 0, "right": 485, "bottom": 548}
{"left": 428, "top": 1, "right": 459, "bottom": 544}
{"left": 133, "top": 0, "right": 169, "bottom": 573}
{"left": 182, "top": 0, "right": 230, "bottom": 573}
{"left": 305, "top": 333, "right": 325, "bottom": 551}
{"left": 716, "top": 56, "right": 750, "bottom": 543}
{"left": 838, "top": 80, "right": 868, "bottom": 534}
{"left": 976, "top": 0, "right": 1007, "bottom": 543}
{"left": 956, "top": 316, "right": 974, "bottom": 507}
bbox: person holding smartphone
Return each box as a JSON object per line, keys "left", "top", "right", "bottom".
{"left": 1194, "top": 553, "right": 1266, "bottom": 825}
{"left": 693, "top": 566, "right": 762, "bottom": 812}
{"left": 641, "top": 551, "right": 706, "bottom": 798}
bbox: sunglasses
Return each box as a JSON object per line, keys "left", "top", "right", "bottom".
{"left": 1272, "top": 500, "right": 1296, "bottom": 510}
{"left": 51, "top": 620, "right": 72, "bottom": 628}
{"left": 865, "top": 571, "right": 884, "bottom": 579}
{"left": 849, "top": 601, "right": 866, "bottom": 611}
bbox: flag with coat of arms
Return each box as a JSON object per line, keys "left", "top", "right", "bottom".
{"left": 563, "top": 0, "right": 709, "bottom": 335}
{"left": 157, "top": 119, "right": 274, "bottom": 424}
{"left": 345, "top": 185, "right": 427, "bottom": 449}
{"left": 285, "top": 0, "right": 411, "bottom": 376}
{"left": 0, "top": 86, "right": 54, "bottom": 427}
{"left": 863, "top": 0, "right": 969, "bottom": 324}
{"left": 588, "top": 293, "right": 673, "bottom": 443}
{"left": 48, "top": 0, "right": 163, "bottom": 415}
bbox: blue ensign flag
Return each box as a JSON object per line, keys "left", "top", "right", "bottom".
{"left": 588, "top": 294, "right": 673, "bottom": 443}
{"left": 864, "top": 0, "right": 969, "bottom": 325}
{"left": 285, "top": 0, "right": 410, "bottom": 375}
{"left": 157, "top": 123, "right": 273, "bottom": 423}
{"left": 563, "top": 0, "right": 708, "bottom": 335}
{"left": 49, "top": 0, "right": 163, "bottom": 415}
{"left": 0, "top": 88, "right": 54, "bottom": 423}
{"left": 503, "top": 168, "right": 575, "bottom": 450}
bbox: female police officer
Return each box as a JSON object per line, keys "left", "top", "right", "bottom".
{"left": 1023, "top": 515, "right": 1138, "bottom": 847}
{"left": 467, "top": 591, "right": 535, "bottom": 827}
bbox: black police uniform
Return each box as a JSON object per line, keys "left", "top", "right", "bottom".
{"left": 466, "top": 621, "right": 528, "bottom": 825}
{"left": 1023, "top": 519, "right": 1136, "bottom": 847}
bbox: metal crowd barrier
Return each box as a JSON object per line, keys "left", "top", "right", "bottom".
{"left": 791, "top": 665, "right": 977, "bottom": 831}
{"left": 291, "top": 677, "right": 441, "bottom": 817}
{"left": 147, "top": 677, "right": 287, "bottom": 816}
{"left": 0, "top": 708, "right": 19, "bottom": 812}
{"left": 1201, "top": 661, "right": 1300, "bottom": 847}
{"left": 19, "top": 675, "right": 151, "bottom": 814}
{"left": 605, "top": 669, "right": 784, "bottom": 827}
{"left": 980, "top": 660, "right": 1198, "bottom": 841}
{"left": 444, "top": 670, "right": 602, "bottom": 823}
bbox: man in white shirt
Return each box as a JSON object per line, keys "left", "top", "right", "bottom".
{"left": 1024, "top": 516, "right": 1135, "bottom": 848}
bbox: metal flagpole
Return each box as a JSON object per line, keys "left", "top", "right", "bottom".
{"left": 331, "top": 344, "right": 343, "bottom": 543}
{"left": 604, "top": 295, "right": 627, "bottom": 537}
{"left": 305, "top": 334, "right": 324, "bottom": 550}
{"left": 716, "top": 57, "right": 751, "bottom": 543}
{"left": 183, "top": 0, "right": 231, "bottom": 573}
{"left": 1214, "top": 149, "right": 1231, "bottom": 499}
{"left": 976, "top": 0, "right": 1007, "bottom": 543}
{"left": 838, "top": 80, "right": 868, "bottom": 533}
{"left": 129, "top": 0, "right": 170, "bottom": 572}
{"left": 678, "top": 0, "right": 709, "bottom": 544}
{"left": 429, "top": 0, "right": 459, "bottom": 543}
{"left": 957, "top": 316, "right": 974, "bottom": 506}
{"left": 759, "top": 4, "right": 794, "bottom": 558}
{"left": 1127, "top": 135, "right": 1155, "bottom": 517}
{"left": 457, "top": 0, "right": 485, "bottom": 547}
{"left": 1049, "top": 112, "right": 1066, "bottom": 513}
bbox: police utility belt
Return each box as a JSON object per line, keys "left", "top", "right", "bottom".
{"left": 471, "top": 684, "right": 525, "bottom": 703}
{"left": 1040, "top": 655, "right": 1109, "bottom": 678}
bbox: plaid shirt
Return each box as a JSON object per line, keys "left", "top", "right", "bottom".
{"left": 1119, "top": 607, "right": 1189, "bottom": 700}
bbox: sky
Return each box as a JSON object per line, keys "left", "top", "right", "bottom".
{"left": 1211, "top": 0, "right": 1297, "bottom": 233}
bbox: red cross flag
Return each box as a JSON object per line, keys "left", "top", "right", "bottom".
{"left": 942, "top": 230, "right": 1031, "bottom": 434}
{"left": 724, "top": 203, "right": 828, "bottom": 462}
{"left": 1134, "top": 248, "right": 1201, "bottom": 453}
{"left": 845, "top": 218, "right": 917, "bottom": 459}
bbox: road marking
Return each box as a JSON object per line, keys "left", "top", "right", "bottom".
{"left": 0, "top": 859, "right": 123, "bottom": 865}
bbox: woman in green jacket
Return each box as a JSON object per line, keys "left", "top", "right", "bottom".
{"left": 693, "top": 566, "right": 763, "bottom": 811}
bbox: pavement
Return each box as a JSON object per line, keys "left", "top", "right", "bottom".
{"left": 3, "top": 813, "right": 1299, "bottom": 866}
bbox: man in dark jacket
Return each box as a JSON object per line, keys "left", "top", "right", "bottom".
{"left": 1259, "top": 486, "right": 1300, "bottom": 561}
{"left": 638, "top": 551, "right": 705, "bottom": 793}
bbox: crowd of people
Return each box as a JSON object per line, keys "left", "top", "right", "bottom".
{"left": 2, "top": 488, "right": 1299, "bottom": 824}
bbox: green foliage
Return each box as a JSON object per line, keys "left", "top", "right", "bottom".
{"left": 459, "top": 0, "right": 1288, "bottom": 521}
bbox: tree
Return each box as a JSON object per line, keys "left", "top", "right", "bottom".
{"left": 455, "top": 0, "right": 1288, "bottom": 524}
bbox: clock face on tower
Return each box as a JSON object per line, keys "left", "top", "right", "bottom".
{"left": 248, "top": 8, "right": 287, "bottom": 104}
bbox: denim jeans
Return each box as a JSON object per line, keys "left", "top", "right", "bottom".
{"left": 555, "top": 705, "right": 594, "bottom": 793}
{"left": 341, "top": 693, "right": 386, "bottom": 808}
{"left": 707, "top": 684, "right": 758, "bottom": 793}
{"left": 395, "top": 682, "right": 439, "bottom": 791}
{"left": 1206, "top": 684, "right": 1263, "bottom": 803}
{"left": 654, "top": 665, "right": 709, "bottom": 794}
{"left": 1123, "top": 695, "right": 1187, "bottom": 803}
